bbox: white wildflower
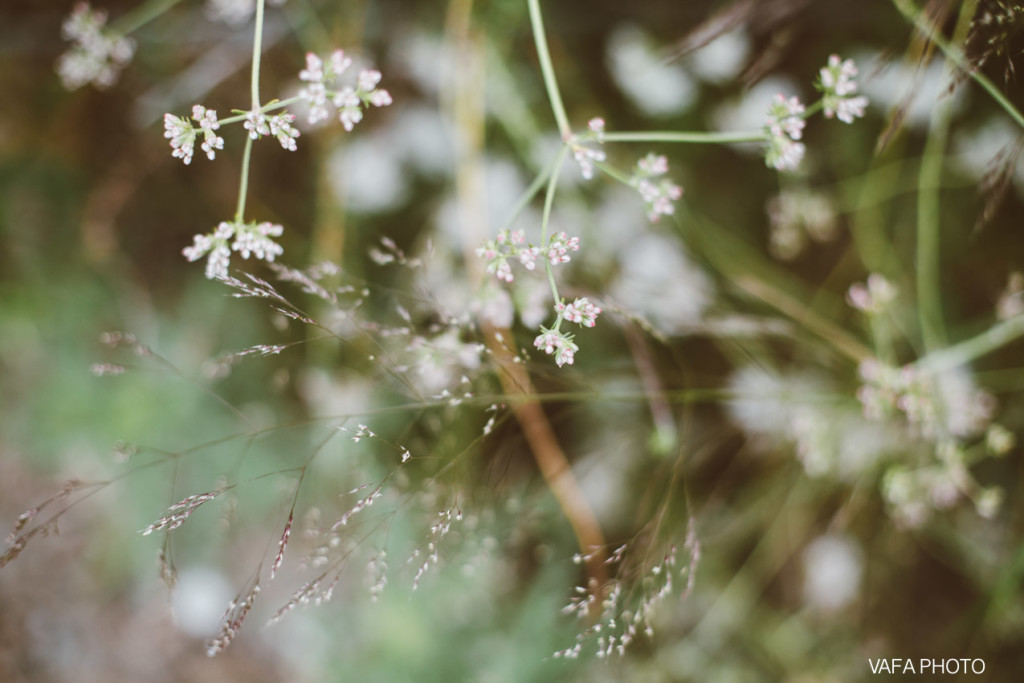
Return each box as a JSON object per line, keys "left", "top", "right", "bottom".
{"left": 192, "top": 105, "right": 224, "bottom": 161}
{"left": 557, "top": 298, "right": 601, "bottom": 328}
{"left": 568, "top": 118, "right": 607, "bottom": 180}
{"left": 183, "top": 220, "right": 285, "bottom": 279}
{"left": 534, "top": 328, "right": 579, "bottom": 367}
{"left": 631, "top": 153, "right": 683, "bottom": 222}
{"left": 298, "top": 53, "right": 392, "bottom": 129}
{"left": 164, "top": 113, "right": 196, "bottom": 165}
{"left": 818, "top": 55, "right": 869, "bottom": 124}
{"left": 763, "top": 93, "right": 806, "bottom": 171}
{"left": 56, "top": 2, "right": 135, "bottom": 90}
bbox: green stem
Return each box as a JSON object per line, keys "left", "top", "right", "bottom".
{"left": 527, "top": 0, "right": 571, "bottom": 139}
{"left": 601, "top": 130, "right": 765, "bottom": 144}
{"left": 234, "top": 0, "right": 266, "bottom": 223}
{"left": 916, "top": 0, "right": 975, "bottom": 353}
{"left": 541, "top": 145, "right": 570, "bottom": 311}
{"left": 801, "top": 100, "right": 825, "bottom": 119}
{"left": 594, "top": 160, "right": 632, "bottom": 186}
{"left": 219, "top": 97, "right": 302, "bottom": 126}
{"left": 235, "top": 137, "right": 254, "bottom": 222}
{"left": 916, "top": 104, "right": 950, "bottom": 351}
{"left": 499, "top": 151, "right": 561, "bottom": 232}
{"left": 110, "top": 0, "right": 183, "bottom": 36}
{"left": 251, "top": 0, "right": 267, "bottom": 109}
{"left": 893, "top": 0, "right": 1024, "bottom": 130}
{"left": 914, "top": 315, "right": 1024, "bottom": 373}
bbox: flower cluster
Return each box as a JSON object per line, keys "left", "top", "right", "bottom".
{"left": 534, "top": 327, "right": 580, "bottom": 367}
{"left": 164, "top": 105, "right": 225, "bottom": 165}
{"left": 883, "top": 458, "right": 1002, "bottom": 528}
{"left": 568, "top": 118, "right": 608, "bottom": 180}
{"left": 630, "top": 153, "right": 683, "bottom": 222}
{"left": 847, "top": 273, "right": 897, "bottom": 314}
{"left": 533, "top": 299, "right": 601, "bottom": 367}
{"left": 766, "top": 190, "right": 838, "bottom": 260}
{"left": 183, "top": 220, "right": 285, "bottom": 279}
{"left": 546, "top": 231, "right": 581, "bottom": 265}
{"left": 817, "top": 55, "right": 869, "bottom": 124}
{"left": 856, "top": 360, "right": 996, "bottom": 440}
{"left": 297, "top": 50, "right": 393, "bottom": 129}
{"left": 476, "top": 229, "right": 541, "bottom": 283}
{"left": 556, "top": 297, "right": 601, "bottom": 328}
{"left": 244, "top": 110, "right": 300, "bottom": 151}
{"left": 763, "top": 94, "right": 806, "bottom": 171}
{"left": 56, "top": 2, "right": 136, "bottom": 90}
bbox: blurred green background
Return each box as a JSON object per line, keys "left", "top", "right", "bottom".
{"left": 2, "top": 0, "right": 1024, "bottom": 681}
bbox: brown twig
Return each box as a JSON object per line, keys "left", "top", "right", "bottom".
{"left": 444, "top": 0, "right": 608, "bottom": 596}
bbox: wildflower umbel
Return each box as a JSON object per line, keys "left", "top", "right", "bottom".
{"left": 476, "top": 229, "right": 541, "bottom": 283}
{"left": 557, "top": 298, "right": 601, "bottom": 328}
{"left": 163, "top": 105, "right": 225, "bottom": 165}
{"left": 183, "top": 220, "right": 285, "bottom": 280}
{"left": 244, "top": 111, "right": 300, "bottom": 151}
{"left": 534, "top": 327, "right": 580, "bottom": 367}
{"left": 546, "top": 232, "right": 581, "bottom": 265}
{"left": 297, "top": 49, "right": 393, "bottom": 129}
{"left": 817, "top": 55, "right": 869, "bottom": 124}
{"left": 847, "top": 274, "right": 897, "bottom": 314}
{"left": 631, "top": 153, "right": 683, "bottom": 223}
{"left": 764, "top": 94, "right": 806, "bottom": 171}
{"left": 568, "top": 118, "right": 608, "bottom": 180}
{"left": 57, "top": 2, "right": 135, "bottom": 90}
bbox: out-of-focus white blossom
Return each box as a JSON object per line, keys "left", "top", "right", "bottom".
{"left": 630, "top": 153, "right": 683, "bottom": 222}
{"left": 607, "top": 25, "right": 695, "bottom": 116}
{"left": 206, "top": 0, "right": 288, "bottom": 26}
{"left": 802, "top": 534, "right": 863, "bottom": 612}
{"left": 610, "top": 233, "right": 712, "bottom": 332}
{"left": 766, "top": 190, "right": 838, "bottom": 260}
{"left": 857, "top": 361, "right": 995, "bottom": 439}
{"left": 847, "top": 274, "right": 897, "bottom": 314}
{"left": 997, "top": 272, "right": 1024, "bottom": 320}
{"left": 476, "top": 229, "right": 542, "bottom": 284}
{"left": 986, "top": 423, "right": 1016, "bottom": 456}
{"left": 57, "top": 2, "right": 135, "bottom": 90}
{"left": 568, "top": 118, "right": 607, "bottom": 180}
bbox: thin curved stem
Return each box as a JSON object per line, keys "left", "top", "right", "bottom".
{"left": 915, "top": 0, "right": 974, "bottom": 352}
{"left": 251, "top": 0, "right": 267, "bottom": 109}
{"left": 111, "top": 0, "right": 183, "bottom": 36}
{"left": 527, "top": 0, "right": 571, "bottom": 138}
{"left": 234, "top": 0, "right": 266, "bottom": 223}
{"left": 235, "top": 137, "right": 253, "bottom": 222}
{"left": 219, "top": 97, "right": 302, "bottom": 126}
{"left": 601, "top": 130, "right": 765, "bottom": 144}
{"left": 540, "top": 145, "right": 570, "bottom": 306}
{"left": 914, "top": 315, "right": 1024, "bottom": 374}
{"left": 499, "top": 151, "right": 562, "bottom": 233}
